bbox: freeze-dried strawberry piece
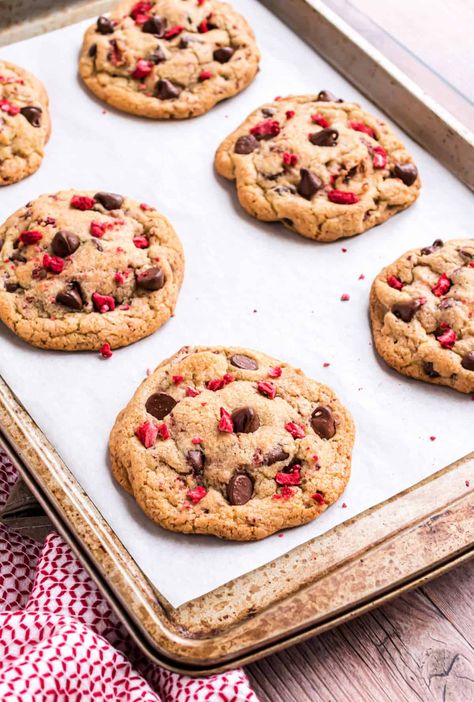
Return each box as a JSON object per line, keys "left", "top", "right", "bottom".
{"left": 90, "top": 221, "right": 108, "bottom": 238}
{"left": 285, "top": 422, "right": 305, "bottom": 438}
{"left": 282, "top": 152, "right": 298, "bottom": 167}
{"left": 268, "top": 366, "right": 282, "bottom": 378}
{"left": 185, "top": 386, "right": 200, "bottom": 397}
{"left": 130, "top": 2, "right": 152, "bottom": 21}
{"left": 257, "top": 381, "right": 276, "bottom": 399}
{"left": 0, "top": 99, "right": 20, "bottom": 115}
{"left": 285, "top": 110, "right": 295, "bottom": 119}
{"left": 311, "top": 492, "right": 326, "bottom": 505}
{"left": 132, "top": 59, "right": 153, "bottom": 79}
{"left": 164, "top": 25, "right": 184, "bottom": 39}
{"left": 191, "top": 435, "right": 203, "bottom": 444}
{"left": 276, "top": 466, "right": 301, "bottom": 486}
{"left": 100, "top": 342, "right": 113, "bottom": 359}
{"left": 198, "top": 18, "right": 210, "bottom": 33}
{"left": 19, "top": 230, "right": 42, "bottom": 245}
{"left": 349, "top": 121, "right": 376, "bottom": 138}
{"left": 207, "top": 374, "right": 234, "bottom": 391}
{"left": 187, "top": 486, "right": 207, "bottom": 504}
{"left": 172, "top": 375, "right": 184, "bottom": 385}
{"left": 198, "top": 70, "right": 213, "bottom": 81}
{"left": 436, "top": 327, "right": 457, "bottom": 348}
{"left": 311, "top": 113, "right": 329, "bottom": 128}
{"left": 250, "top": 119, "right": 281, "bottom": 140}
{"left": 387, "top": 275, "right": 404, "bottom": 290}
{"left": 136, "top": 420, "right": 158, "bottom": 448}
{"left": 71, "top": 195, "right": 96, "bottom": 210}
{"left": 432, "top": 273, "right": 452, "bottom": 297}
{"left": 372, "top": 145, "right": 387, "bottom": 169}
{"left": 340, "top": 293, "right": 350, "bottom": 301}
{"left": 272, "top": 486, "right": 295, "bottom": 500}
{"left": 43, "top": 254, "right": 64, "bottom": 274}
{"left": 140, "top": 202, "right": 155, "bottom": 211}
{"left": 133, "top": 236, "right": 149, "bottom": 248}
{"left": 218, "top": 407, "right": 234, "bottom": 432}
{"left": 114, "top": 271, "right": 125, "bottom": 284}
{"left": 92, "top": 292, "right": 115, "bottom": 313}
{"left": 328, "top": 190, "right": 359, "bottom": 205}
{"left": 157, "top": 422, "right": 170, "bottom": 440}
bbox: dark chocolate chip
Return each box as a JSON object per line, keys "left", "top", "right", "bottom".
{"left": 317, "top": 90, "right": 343, "bottom": 102}
{"left": 227, "top": 473, "right": 254, "bottom": 505}
{"left": 231, "top": 407, "right": 260, "bottom": 434}
{"left": 423, "top": 361, "right": 440, "bottom": 378}
{"left": 392, "top": 299, "right": 422, "bottom": 322}
{"left": 187, "top": 450, "right": 205, "bottom": 473}
{"left": 10, "top": 251, "right": 26, "bottom": 263}
{"left": 393, "top": 162, "right": 418, "bottom": 186}
{"left": 309, "top": 128, "right": 339, "bottom": 147}
{"left": 145, "top": 392, "right": 177, "bottom": 420}
{"left": 136, "top": 267, "right": 164, "bottom": 291}
{"left": 93, "top": 240, "right": 104, "bottom": 252}
{"left": 142, "top": 15, "right": 166, "bottom": 36}
{"left": 88, "top": 43, "right": 97, "bottom": 58}
{"left": 20, "top": 106, "right": 42, "bottom": 128}
{"left": 420, "top": 239, "right": 443, "bottom": 256}
{"left": 297, "top": 168, "right": 323, "bottom": 199}
{"left": 94, "top": 192, "right": 124, "bottom": 210}
{"left": 149, "top": 45, "right": 166, "bottom": 64}
{"left": 459, "top": 248, "right": 474, "bottom": 260}
{"left": 311, "top": 406, "right": 336, "bottom": 439}
{"left": 5, "top": 282, "right": 19, "bottom": 292}
{"left": 261, "top": 107, "right": 276, "bottom": 117}
{"left": 32, "top": 267, "right": 47, "bottom": 280}
{"left": 156, "top": 79, "right": 182, "bottom": 99}
{"left": 265, "top": 446, "right": 290, "bottom": 465}
{"left": 461, "top": 352, "right": 474, "bottom": 371}
{"left": 234, "top": 135, "right": 258, "bottom": 154}
{"left": 229, "top": 354, "right": 258, "bottom": 370}
{"left": 56, "top": 284, "right": 83, "bottom": 310}
{"left": 52, "top": 231, "right": 80, "bottom": 257}
{"left": 97, "top": 16, "right": 114, "bottom": 34}
{"left": 274, "top": 186, "right": 296, "bottom": 195}
{"left": 213, "top": 46, "right": 234, "bottom": 63}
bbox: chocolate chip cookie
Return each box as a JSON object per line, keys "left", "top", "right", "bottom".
{"left": 371, "top": 238, "right": 474, "bottom": 393}
{"left": 0, "top": 190, "right": 184, "bottom": 351}
{"left": 0, "top": 60, "right": 51, "bottom": 186}
{"left": 109, "top": 346, "right": 354, "bottom": 540}
{"left": 79, "top": 0, "right": 259, "bottom": 119}
{"left": 215, "top": 92, "right": 420, "bottom": 241}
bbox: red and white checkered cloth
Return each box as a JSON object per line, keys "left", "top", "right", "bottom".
{"left": 0, "top": 451, "right": 259, "bottom": 701}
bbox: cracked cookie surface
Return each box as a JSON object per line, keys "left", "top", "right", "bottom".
{"left": 0, "top": 189, "right": 184, "bottom": 351}
{"left": 79, "top": 0, "right": 259, "bottom": 119}
{"left": 215, "top": 92, "right": 420, "bottom": 241}
{"left": 0, "top": 60, "right": 51, "bottom": 186}
{"left": 370, "top": 238, "right": 474, "bottom": 393}
{"left": 109, "top": 345, "right": 354, "bottom": 540}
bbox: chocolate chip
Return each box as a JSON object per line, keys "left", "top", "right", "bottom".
{"left": 229, "top": 354, "right": 258, "bottom": 370}
{"left": 234, "top": 135, "right": 258, "bottom": 154}
{"left": 52, "top": 231, "right": 80, "bottom": 257}
{"left": 150, "top": 46, "right": 166, "bottom": 64}
{"left": 265, "top": 446, "right": 290, "bottom": 465}
{"left": 156, "top": 79, "right": 182, "bottom": 100}
{"left": 311, "top": 406, "right": 336, "bottom": 439}
{"left": 88, "top": 43, "right": 97, "bottom": 58}
{"left": 142, "top": 15, "right": 166, "bottom": 36}
{"left": 145, "top": 392, "right": 177, "bottom": 420}
{"left": 261, "top": 107, "right": 276, "bottom": 117}
{"left": 282, "top": 217, "right": 294, "bottom": 226}
{"left": 297, "top": 168, "right": 323, "bottom": 199}
{"left": 94, "top": 192, "right": 124, "bottom": 210}
{"left": 97, "top": 16, "right": 114, "bottom": 34}
{"left": 274, "top": 186, "right": 296, "bottom": 195}
{"left": 20, "top": 106, "right": 42, "bottom": 128}
{"left": 393, "top": 163, "right": 418, "bottom": 186}
{"left": 56, "top": 283, "right": 83, "bottom": 310}
{"left": 317, "top": 90, "right": 343, "bottom": 102}
{"left": 93, "top": 240, "right": 104, "bottom": 252}
{"left": 187, "top": 450, "right": 205, "bottom": 474}
{"left": 227, "top": 473, "right": 254, "bottom": 505}
{"left": 461, "top": 352, "right": 474, "bottom": 371}
{"left": 5, "top": 282, "right": 19, "bottom": 292}
{"left": 420, "top": 239, "right": 443, "bottom": 256}
{"left": 231, "top": 407, "right": 260, "bottom": 433}
{"left": 10, "top": 251, "right": 26, "bottom": 263}
{"left": 423, "top": 361, "right": 440, "bottom": 378}
{"left": 213, "top": 46, "right": 234, "bottom": 63}
{"left": 309, "top": 128, "right": 339, "bottom": 146}
{"left": 136, "top": 267, "right": 164, "bottom": 291}
{"left": 392, "top": 299, "right": 422, "bottom": 322}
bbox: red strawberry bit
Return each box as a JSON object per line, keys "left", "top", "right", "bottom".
{"left": 130, "top": 1, "right": 152, "bottom": 20}
{"left": 430, "top": 436, "right": 436, "bottom": 441}
{"left": 257, "top": 381, "right": 276, "bottom": 399}
{"left": 323, "top": 362, "right": 330, "bottom": 367}
{"left": 172, "top": 375, "right": 184, "bottom": 385}
{"left": 469, "top": 262, "right": 474, "bottom": 268}
{"left": 71, "top": 195, "right": 96, "bottom": 210}
{"left": 312, "top": 454, "right": 319, "bottom": 462}
{"left": 359, "top": 273, "right": 365, "bottom": 280}
{"left": 198, "top": 19, "right": 210, "bottom": 33}
{"left": 100, "top": 342, "right": 113, "bottom": 359}
{"left": 187, "top": 486, "right": 207, "bottom": 504}
{"left": 185, "top": 386, "right": 200, "bottom": 397}
{"left": 164, "top": 25, "right": 184, "bottom": 39}
{"left": 268, "top": 366, "right": 282, "bottom": 378}
{"left": 43, "top": 254, "right": 64, "bottom": 274}
{"left": 342, "top": 502, "right": 347, "bottom": 508}
{"left": 328, "top": 190, "right": 359, "bottom": 205}
{"left": 432, "top": 273, "right": 452, "bottom": 297}
{"left": 311, "top": 113, "right": 329, "bottom": 128}
{"left": 114, "top": 271, "right": 125, "bottom": 284}
{"left": 157, "top": 422, "right": 170, "bottom": 440}
{"left": 387, "top": 275, "right": 404, "bottom": 290}
{"left": 207, "top": 374, "right": 234, "bottom": 391}
{"left": 250, "top": 119, "right": 281, "bottom": 140}
{"left": 133, "top": 236, "right": 149, "bottom": 249}
{"left": 311, "top": 492, "right": 326, "bottom": 505}
{"left": 372, "top": 145, "right": 387, "bottom": 169}
{"left": 140, "top": 202, "right": 155, "bottom": 211}
{"left": 90, "top": 221, "right": 108, "bottom": 238}
{"left": 285, "top": 421, "right": 305, "bottom": 439}
{"left": 0, "top": 76, "right": 24, "bottom": 85}
{"left": 285, "top": 110, "right": 295, "bottom": 119}
{"left": 282, "top": 152, "right": 298, "bottom": 168}
{"left": 0, "top": 99, "right": 20, "bottom": 116}
{"left": 349, "top": 121, "right": 376, "bottom": 138}
{"left": 132, "top": 59, "right": 153, "bottom": 79}
{"left": 92, "top": 292, "right": 115, "bottom": 313}
{"left": 218, "top": 407, "right": 234, "bottom": 433}
{"left": 340, "top": 293, "right": 350, "bottom": 301}
{"left": 341, "top": 247, "right": 347, "bottom": 253}
{"left": 198, "top": 70, "right": 213, "bottom": 81}
{"left": 329, "top": 174, "right": 337, "bottom": 186}
{"left": 19, "top": 230, "right": 42, "bottom": 245}
{"left": 197, "top": 0, "right": 206, "bottom": 5}
{"left": 466, "top": 480, "right": 470, "bottom": 487}
{"left": 272, "top": 486, "right": 295, "bottom": 500}
{"left": 191, "top": 436, "right": 203, "bottom": 444}
{"left": 43, "top": 217, "right": 56, "bottom": 226}
{"left": 276, "top": 466, "right": 301, "bottom": 486}
{"left": 136, "top": 421, "right": 158, "bottom": 448}
{"left": 436, "top": 327, "right": 457, "bottom": 348}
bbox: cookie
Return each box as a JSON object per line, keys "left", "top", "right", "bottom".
{"left": 0, "top": 190, "right": 184, "bottom": 351}
{"left": 215, "top": 92, "right": 420, "bottom": 241}
{"left": 0, "top": 60, "right": 51, "bottom": 186}
{"left": 370, "top": 238, "right": 474, "bottom": 393}
{"left": 79, "top": 0, "right": 259, "bottom": 119}
{"left": 109, "top": 345, "right": 354, "bottom": 540}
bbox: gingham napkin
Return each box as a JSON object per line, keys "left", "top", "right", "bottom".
{"left": 0, "top": 450, "right": 259, "bottom": 701}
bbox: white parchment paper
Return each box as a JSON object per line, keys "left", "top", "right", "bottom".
{"left": 1, "top": 1, "right": 473, "bottom": 607}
